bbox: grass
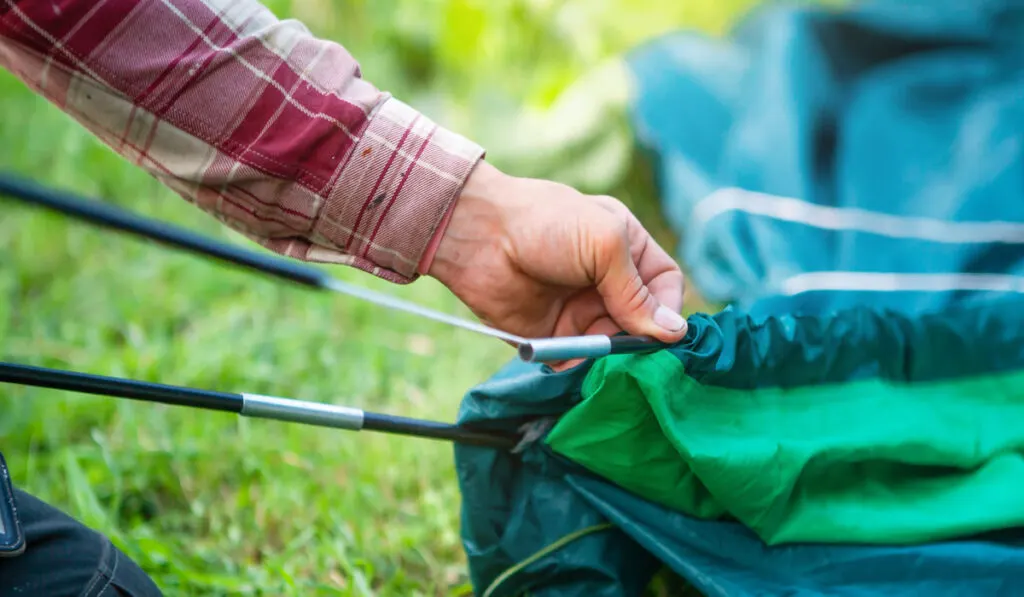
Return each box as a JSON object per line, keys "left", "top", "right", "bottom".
{"left": 0, "top": 1, "right": 757, "bottom": 594}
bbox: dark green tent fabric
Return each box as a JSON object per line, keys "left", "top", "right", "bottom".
{"left": 455, "top": 359, "right": 661, "bottom": 597}
{"left": 545, "top": 301, "right": 1024, "bottom": 546}
{"left": 455, "top": 300, "right": 1024, "bottom": 596}
{"left": 453, "top": 0, "right": 1024, "bottom": 594}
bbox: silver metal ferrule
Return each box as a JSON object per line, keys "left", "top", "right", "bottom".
{"left": 518, "top": 335, "right": 613, "bottom": 363}
{"left": 240, "top": 393, "right": 364, "bottom": 431}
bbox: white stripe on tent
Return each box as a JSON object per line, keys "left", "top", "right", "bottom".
{"left": 693, "top": 188, "right": 1024, "bottom": 244}
{"left": 780, "top": 272, "right": 1024, "bottom": 295}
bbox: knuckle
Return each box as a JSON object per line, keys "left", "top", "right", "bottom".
{"left": 584, "top": 219, "right": 624, "bottom": 259}
{"left": 595, "top": 215, "right": 628, "bottom": 244}
{"left": 601, "top": 194, "right": 626, "bottom": 208}
{"left": 592, "top": 193, "right": 621, "bottom": 206}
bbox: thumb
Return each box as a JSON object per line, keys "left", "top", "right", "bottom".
{"left": 593, "top": 228, "right": 688, "bottom": 342}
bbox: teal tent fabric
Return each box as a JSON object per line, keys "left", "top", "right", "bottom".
{"left": 454, "top": 0, "right": 1024, "bottom": 594}
{"left": 630, "top": 0, "right": 1024, "bottom": 318}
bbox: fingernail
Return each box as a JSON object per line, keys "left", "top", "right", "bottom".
{"left": 654, "top": 305, "right": 686, "bottom": 332}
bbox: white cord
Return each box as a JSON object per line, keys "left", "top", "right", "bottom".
{"left": 321, "top": 277, "right": 528, "bottom": 345}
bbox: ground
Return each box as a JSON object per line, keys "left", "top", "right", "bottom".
{"left": 0, "top": 1, "right": 756, "bottom": 594}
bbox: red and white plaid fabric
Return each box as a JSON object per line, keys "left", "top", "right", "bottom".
{"left": 0, "top": 0, "right": 485, "bottom": 283}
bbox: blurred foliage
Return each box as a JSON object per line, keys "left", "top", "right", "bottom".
{"left": 281, "top": 0, "right": 759, "bottom": 107}
{"left": 280, "top": 0, "right": 761, "bottom": 200}
{"left": 1, "top": 0, "right": 766, "bottom": 594}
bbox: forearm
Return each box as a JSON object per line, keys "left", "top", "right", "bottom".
{"left": 0, "top": 0, "right": 484, "bottom": 282}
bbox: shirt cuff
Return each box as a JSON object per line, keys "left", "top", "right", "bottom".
{"left": 312, "top": 96, "right": 485, "bottom": 283}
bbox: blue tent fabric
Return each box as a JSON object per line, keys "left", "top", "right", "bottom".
{"left": 628, "top": 0, "right": 1024, "bottom": 318}
{"left": 454, "top": 0, "right": 1024, "bottom": 594}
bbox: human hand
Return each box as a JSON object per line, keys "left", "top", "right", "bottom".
{"left": 427, "top": 160, "right": 687, "bottom": 368}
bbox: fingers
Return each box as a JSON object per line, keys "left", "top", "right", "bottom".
{"left": 540, "top": 290, "right": 617, "bottom": 372}
{"left": 553, "top": 290, "right": 616, "bottom": 336}
{"left": 591, "top": 220, "right": 688, "bottom": 343}
{"left": 592, "top": 194, "right": 686, "bottom": 315}
{"left": 634, "top": 235, "right": 686, "bottom": 315}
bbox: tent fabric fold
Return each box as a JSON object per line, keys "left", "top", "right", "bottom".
{"left": 545, "top": 302, "right": 1024, "bottom": 546}
{"left": 454, "top": 0, "right": 1024, "bottom": 594}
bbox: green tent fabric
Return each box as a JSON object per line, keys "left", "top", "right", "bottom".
{"left": 545, "top": 303, "right": 1024, "bottom": 545}
{"left": 452, "top": 0, "right": 1024, "bottom": 594}
{"left": 454, "top": 296, "right": 1024, "bottom": 596}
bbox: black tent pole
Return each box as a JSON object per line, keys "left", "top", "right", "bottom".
{"left": 0, "top": 171, "right": 527, "bottom": 344}
{"left": 0, "top": 362, "right": 518, "bottom": 450}
{"left": 0, "top": 171, "right": 669, "bottom": 360}
{"left": 0, "top": 172, "right": 522, "bottom": 449}
{"left": 0, "top": 171, "right": 332, "bottom": 288}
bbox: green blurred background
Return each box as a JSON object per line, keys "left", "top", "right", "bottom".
{"left": 0, "top": 1, "right": 758, "bottom": 594}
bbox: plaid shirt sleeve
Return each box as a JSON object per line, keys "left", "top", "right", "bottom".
{"left": 0, "top": 0, "right": 485, "bottom": 283}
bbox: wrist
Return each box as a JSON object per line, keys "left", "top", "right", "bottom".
{"left": 426, "top": 160, "right": 509, "bottom": 287}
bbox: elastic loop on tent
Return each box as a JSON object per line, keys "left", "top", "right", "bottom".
{"left": 482, "top": 523, "right": 616, "bottom": 597}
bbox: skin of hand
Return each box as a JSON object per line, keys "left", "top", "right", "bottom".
{"left": 427, "top": 160, "right": 688, "bottom": 369}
